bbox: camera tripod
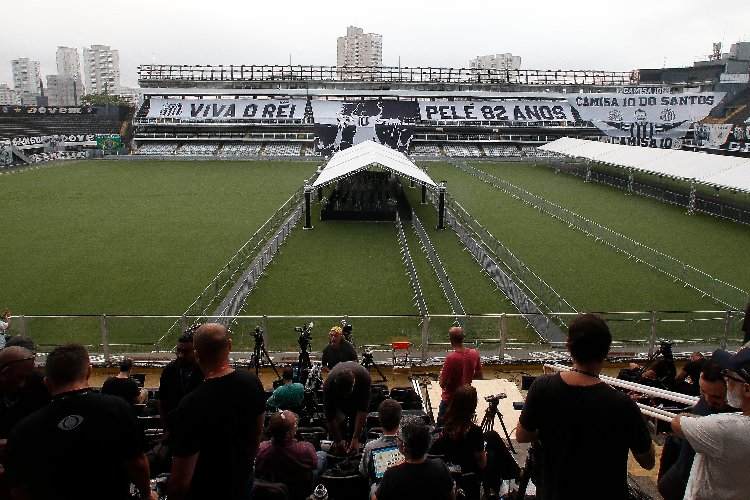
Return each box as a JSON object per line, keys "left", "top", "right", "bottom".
{"left": 252, "top": 327, "right": 281, "bottom": 379}
{"left": 481, "top": 394, "right": 516, "bottom": 454}
{"left": 361, "top": 348, "right": 387, "bottom": 383}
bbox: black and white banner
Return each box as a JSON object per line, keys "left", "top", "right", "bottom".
{"left": 419, "top": 101, "right": 573, "bottom": 122}
{"left": 568, "top": 92, "right": 725, "bottom": 139}
{"left": 312, "top": 100, "right": 418, "bottom": 155}
{"left": 0, "top": 106, "right": 98, "bottom": 115}
{"left": 0, "top": 140, "right": 11, "bottom": 165}
{"left": 695, "top": 123, "right": 750, "bottom": 152}
{"left": 28, "top": 151, "right": 89, "bottom": 163}
{"left": 147, "top": 98, "right": 305, "bottom": 121}
{"left": 11, "top": 134, "right": 108, "bottom": 149}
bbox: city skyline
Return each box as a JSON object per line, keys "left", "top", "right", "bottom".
{"left": 2, "top": 0, "right": 749, "bottom": 91}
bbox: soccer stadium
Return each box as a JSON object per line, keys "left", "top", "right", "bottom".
{"left": 3, "top": 54, "right": 750, "bottom": 499}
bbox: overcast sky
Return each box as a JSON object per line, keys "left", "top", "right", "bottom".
{"left": 3, "top": 0, "right": 749, "bottom": 90}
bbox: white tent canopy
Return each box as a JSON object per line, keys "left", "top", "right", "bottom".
{"left": 540, "top": 137, "right": 750, "bottom": 192}
{"left": 312, "top": 141, "right": 438, "bottom": 188}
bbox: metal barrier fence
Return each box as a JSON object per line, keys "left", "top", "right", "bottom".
{"left": 158, "top": 171, "right": 320, "bottom": 348}
{"left": 452, "top": 160, "right": 749, "bottom": 310}
{"left": 9, "top": 311, "right": 745, "bottom": 360}
{"left": 555, "top": 163, "right": 750, "bottom": 227}
{"left": 396, "top": 215, "right": 429, "bottom": 317}
{"left": 425, "top": 181, "right": 577, "bottom": 318}
{"left": 411, "top": 213, "right": 466, "bottom": 328}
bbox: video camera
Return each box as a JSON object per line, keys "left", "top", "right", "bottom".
{"left": 252, "top": 326, "right": 264, "bottom": 345}
{"left": 485, "top": 393, "right": 507, "bottom": 403}
{"left": 296, "top": 322, "right": 314, "bottom": 352}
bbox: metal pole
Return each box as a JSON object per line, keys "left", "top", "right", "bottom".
{"left": 648, "top": 311, "right": 658, "bottom": 358}
{"left": 421, "top": 315, "right": 429, "bottom": 361}
{"left": 304, "top": 182, "right": 313, "bottom": 229}
{"left": 181, "top": 315, "right": 188, "bottom": 333}
{"left": 722, "top": 310, "right": 731, "bottom": 350}
{"left": 437, "top": 182, "right": 446, "bottom": 230}
{"left": 101, "top": 314, "right": 110, "bottom": 364}
{"left": 19, "top": 315, "right": 26, "bottom": 336}
{"left": 262, "top": 315, "right": 269, "bottom": 351}
{"left": 688, "top": 180, "right": 697, "bottom": 215}
{"left": 499, "top": 313, "right": 506, "bottom": 360}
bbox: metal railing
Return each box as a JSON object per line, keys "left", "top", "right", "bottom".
{"left": 396, "top": 215, "right": 428, "bottom": 317}
{"left": 8, "top": 311, "right": 745, "bottom": 360}
{"left": 452, "top": 160, "right": 749, "bottom": 310}
{"left": 138, "top": 64, "right": 636, "bottom": 86}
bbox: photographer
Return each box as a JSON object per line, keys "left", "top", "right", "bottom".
{"left": 321, "top": 326, "right": 358, "bottom": 373}
{"left": 0, "top": 309, "right": 11, "bottom": 348}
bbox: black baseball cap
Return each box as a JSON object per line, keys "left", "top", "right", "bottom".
{"left": 712, "top": 347, "right": 750, "bottom": 383}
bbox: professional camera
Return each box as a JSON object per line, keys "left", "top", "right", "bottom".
{"left": 341, "top": 320, "right": 354, "bottom": 346}
{"left": 296, "top": 322, "right": 314, "bottom": 352}
{"left": 484, "top": 393, "right": 507, "bottom": 403}
{"left": 252, "top": 326, "right": 264, "bottom": 345}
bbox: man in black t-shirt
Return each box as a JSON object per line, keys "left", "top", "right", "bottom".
{"left": 374, "top": 416, "right": 455, "bottom": 500}
{"left": 322, "top": 361, "right": 371, "bottom": 454}
{"left": 168, "top": 323, "right": 265, "bottom": 500}
{"left": 516, "top": 313, "right": 655, "bottom": 500}
{"left": 321, "top": 326, "right": 358, "bottom": 373}
{"left": 158, "top": 329, "right": 204, "bottom": 443}
{"left": 4, "top": 344, "right": 156, "bottom": 500}
{"left": 102, "top": 358, "right": 147, "bottom": 406}
{"left": 674, "top": 352, "right": 708, "bottom": 395}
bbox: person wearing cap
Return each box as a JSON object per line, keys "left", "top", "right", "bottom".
{"left": 672, "top": 347, "right": 750, "bottom": 500}
{"left": 321, "top": 326, "right": 358, "bottom": 373}
{"left": 436, "top": 326, "right": 482, "bottom": 426}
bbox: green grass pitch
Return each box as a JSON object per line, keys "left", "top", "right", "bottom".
{"left": 2, "top": 158, "right": 748, "bottom": 351}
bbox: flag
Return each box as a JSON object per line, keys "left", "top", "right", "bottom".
{"left": 97, "top": 137, "right": 122, "bottom": 150}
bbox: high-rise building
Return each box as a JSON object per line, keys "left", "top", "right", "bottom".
{"left": 0, "top": 84, "right": 21, "bottom": 106}
{"left": 337, "top": 26, "right": 383, "bottom": 72}
{"left": 56, "top": 46, "right": 84, "bottom": 97}
{"left": 469, "top": 53, "right": 522, "bottom": 71}
{"left": 12, "top": 58, "right": 43, "bottom": 104}
{"left": 46, "top": 75, "right": 81, "bottom": 106}
{"left": 82, "top": 44, "right": 121, "bottom": 96}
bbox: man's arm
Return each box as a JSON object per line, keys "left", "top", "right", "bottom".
{"left": 124, "top": 452, "right": 158, "bottom": 500}
{"left": 670, "top": 413, "right": 697, "bottom": 439}
{"left": 675, "top": 370, "right": 689, "bottom": 384}
{"left": 514, "top": 421, "right": 539, "bottom": 443}
{"left": 347, "top": 410, "right": 368, "bottom": 454}
{"left": 157, "top": 399, "right": 171, "bottom": 443}
{"left": 326, "top": 419, "right": 346, "bottom": 455}
{"left": 632, "top": 443, "right": 656, "bottom": 470}
{"left": 473, "top": 353, "right": 483, "bottom": 380}
{"left": 167, "top": 453, "right": 199, "bottom": 500}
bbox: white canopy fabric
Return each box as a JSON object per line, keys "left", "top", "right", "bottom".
{"left": 312, "top": 141, "right": 438, "bottom": 188}
{"left": 540, "top": 137, "right": 750, "bottom": 192}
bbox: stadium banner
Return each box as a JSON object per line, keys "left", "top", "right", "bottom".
{"left": 97, "top": 137, "right": 122, "bottom": 150}
{"left": 12, "top": 134, "right": 114, "bottom": 149}
{"left": 419, "top": 101, "right": 573, "bottom": 122}
{"left": 146, "top": 98, "right": 306, "bottom": 120}
{"left": 695, "top": 123, "right": 750, "bottom": 152}
{"left": 599, "top": 136, "right": 684, "bottom": 149}
{"left": 0, "top": 140, "right": 11, "bottom": 165}
{"left": 312, "top": 100, "right": 418, "bottom": 155}
{"left": 0, "top": 106, "right": 98, "bottom": 115}
{"left": 28, "top": 151, "right": 89, "bottom": 163}
{"left": 568, "top": 92, "right": 726, "bottom": 139}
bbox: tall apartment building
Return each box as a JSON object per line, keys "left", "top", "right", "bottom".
{"left": 0, "top": 84, "right": 21, "bottom": 106}
{"left": 337, "top": 26, "right": 383, "bottom": 69}
{"left": 82, "top": 44, "right": 121, "bottom": 96}
{"left": 56, "top": 46, "right": 84, "bottom": 94}
{"left": 46, "top": 75, "right": 81, "bottom": 106}
{"left": 469, "top": 53, "right": 522, "bottom": 71}
{"left": 12, "top": 58, "right": 43, "bottom": 105}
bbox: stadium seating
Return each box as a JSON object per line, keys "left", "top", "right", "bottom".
{"left": 176, "top": 143, "right": 219, "bottom": 156}
{"left": 262, "top": 142, "right": 303, "bottom": 156}
{"left": 217, "top": 143, "right": 263, "bottom": 156}
{"left": 521, "top": 146, "right": 562, "bottom": 158}
{"left": 443, "top": 144, "right": 482, "bottom": 157}
{"left": 411, "top": 144, "right": 443, "bottom": 156}
{"left": 483, "top": 145, "right": 522, "bottom": 157}
{"left": 134, "top": 142, "right": 178, "bottom": 155}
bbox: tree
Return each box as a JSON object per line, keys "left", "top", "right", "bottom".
{"left": 81, "top": 93, "right": 133, "bottom": 108}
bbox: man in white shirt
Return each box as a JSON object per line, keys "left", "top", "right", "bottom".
{"left": 672, "top": 347, "right": 750, "bottom": 500}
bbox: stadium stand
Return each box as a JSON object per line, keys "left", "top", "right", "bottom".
{"left": 483, "top": 145, "right": 522, "bottom": 157}
{"left": 0, "top": 107, "right": 128, "bottom": 141}
{"left": 411, "top": 144, "right": 443, "bottom": 156}
{"left": 521, "top": 146, "right": 562, "bottom": 158}
{"left": 217, "top": 142, "right": 263, "bottom": 156}
{"left": 175, "top": 142, "right": 219, "bottom": 156}
{"left": 443, "top": 144, "right": 482, "bottom": 157}
{"left": 262, "top": 142, "right": 303, "bottom": 156}
{"left": 134, "top": 142, "right": 178, "bottom": 155}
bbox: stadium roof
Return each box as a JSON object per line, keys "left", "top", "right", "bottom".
{"left": 540, "top": 137, "right": 750, "bottom": 192}
{"left": 312, "top": 141, "right": 437, "bottom": 188}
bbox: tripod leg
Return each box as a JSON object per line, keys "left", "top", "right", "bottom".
{"left": 261, "top": 344, "right": 281, "bottom": 379}
{"left": 495, "top": 410, "right": 516, "bottom": 454}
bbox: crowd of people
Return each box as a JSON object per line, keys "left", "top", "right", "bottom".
{"left": 0, "top": 316, "right": 746, "bottom": 499}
